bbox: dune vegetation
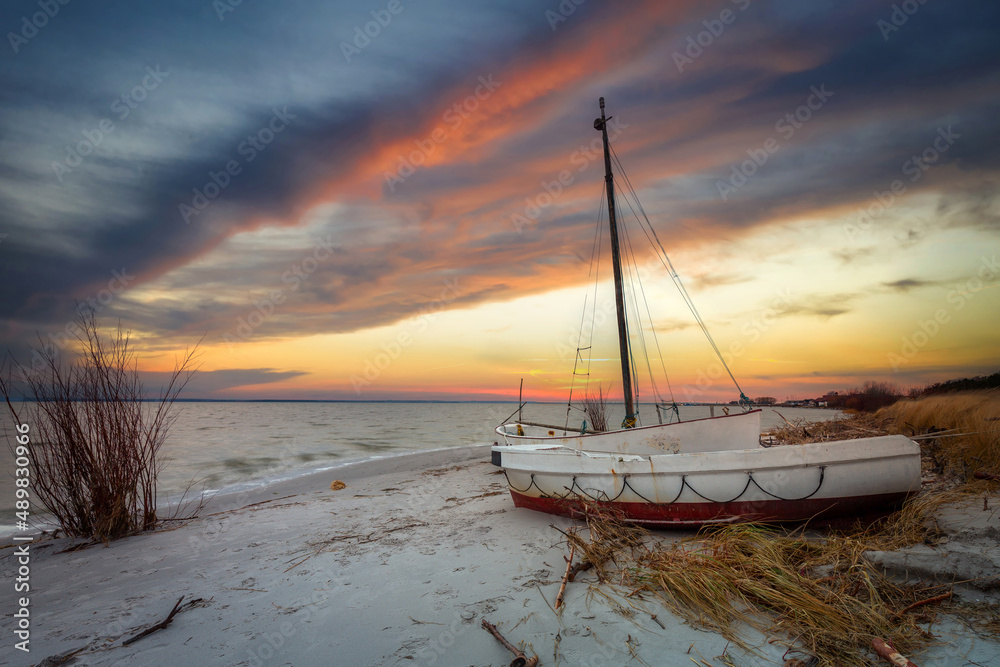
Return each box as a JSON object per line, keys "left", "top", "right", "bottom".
{"left": 560, "top": 390, "right": 1000, "bottom": 665}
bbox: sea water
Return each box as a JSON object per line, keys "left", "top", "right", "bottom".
{"left": 0, "top": 401, "right": 840, "bottom": 535}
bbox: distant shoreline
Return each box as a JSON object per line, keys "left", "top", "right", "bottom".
{"left": 6, "top": 398, "right": 842, "bottom": 406}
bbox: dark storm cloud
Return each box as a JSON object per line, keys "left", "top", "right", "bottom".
{"left": 1, "top": 0, "right": 998, "bottom": 362}
{"left": 0, "top": 0, "right": 553, "bottom": 351}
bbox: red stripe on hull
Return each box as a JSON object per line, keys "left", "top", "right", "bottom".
{"left": 509, "top": 490, "right": 913, "bottom": 528}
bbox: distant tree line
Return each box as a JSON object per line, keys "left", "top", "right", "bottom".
{"left": 919, "top": 371, "right": 1000, "bottom": 395}
{"left": 824, "top": 381, "right": 903, "bottom": 413}
{"left": 821, "top": 371, "right": 999, "bottom": 413}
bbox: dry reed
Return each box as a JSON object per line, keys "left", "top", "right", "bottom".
{"left": 878, "top": 390, "right": 1000, "bottom": 479}
{"left": 764, "top": 391, "right": 1000, "bottom": 489}
{"left": 580, "top": 385, "right": 611, "bottom": 433}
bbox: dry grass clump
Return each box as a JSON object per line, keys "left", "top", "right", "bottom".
{"left": 763, "top": 410, "right": 892, "bottom": 446}
{"left": 568, "top": 496, "right": 959, "bottom": 666}
{"left": 764, "top": 391, "right": 1000, "bottom": 488}
{"left": 580, "top": 385, "right": 611, "bottom": 433}
{"left": 877, "top": 390, "right": 1000, "bottom": 478}
{"left": 558, "top": 504, "right": 646, "bottom": 581}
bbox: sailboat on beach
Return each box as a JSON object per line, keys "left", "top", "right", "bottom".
{"left": 490, "top": 98, "right": 920, "bottom": 527}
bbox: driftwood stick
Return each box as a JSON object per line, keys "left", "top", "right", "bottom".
{"left": 872, "top": 637, "right": 918, "bottom": 667}
{"left": 122, "top": 596, "right": 185, "bottom": 646}
{"left": 481, "top": 619, "right": 538, "bottom": 667}
{"left": 567, "top": 560, "right": 593, "bottom": 582}
{"left": 973, "top": 471, "right": 1000, "bottom": 481}
{"left": 555, "top": 544, "right": 576, "bottom": 609}
{"left": 891, "top": 591, "right": 952, "bottom": 620}
{"left": 773, "top": 409, "right": 795, "bottom": 428}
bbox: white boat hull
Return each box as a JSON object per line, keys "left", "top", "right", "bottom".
{"left": 495, "top": 410, "right": 762, "bottom": 455}
{"left": 491, "top": 434, "right": 921, "bottom": 526}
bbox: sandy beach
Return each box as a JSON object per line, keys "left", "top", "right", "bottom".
{"left": 3, "top": 445, "right": 998, "bottom": 666}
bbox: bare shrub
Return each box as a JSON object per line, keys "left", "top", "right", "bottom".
{"left": 834, "top": 381, "right": 903, "bottom": 412}
{"left": 581, "top": 385, "right": 610, "bottom": 432}
{"left": 1, "top": 313, "right": 198, "bottom": 541}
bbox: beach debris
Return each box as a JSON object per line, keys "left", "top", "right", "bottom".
{"left": 284, "top": 519, "right": 429, "bottom": 572}
{"left": 201, "top": 494, "right": 298, "bottom": 518}
{"left": 558, "top": 494, "right": 971, "bottom": 666}
{"left": 890, "top": 591, "right": 952, "bottom": 621}
{"left": 872, "top": 637, "right": 918, "bottom": 666}
{"left": 974, "top": 471, "right": 1000, "bottom": 482}
{"left": 36, "top": 646, "right": 87, "bottom": 666}
{"left": 122, "top": 596, "right": 186, "bottom": 646}
{"left": 554, "top": 544, "right": 576, "bottom": 609}
{"left": 409, "top": 616, "right": 445, "bottom": 625}
{"left": 330, "top": 480, "right": 347, "bottom": 491}
{"left": 567, "top": 560, "right": 593, "bottom": 581}
{"left": 55, "top": 540, "right": 99, "bottom": 555}
{"left": 481, "top": 618, "right": 538, "bottom": 667}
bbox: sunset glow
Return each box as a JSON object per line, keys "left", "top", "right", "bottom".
{"left": 2, "top": 0, "right": 998, "bottom": 402}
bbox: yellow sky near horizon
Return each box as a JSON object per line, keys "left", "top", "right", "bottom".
{"left": 132, "top": 191, "right": 1000, "bottom": 402}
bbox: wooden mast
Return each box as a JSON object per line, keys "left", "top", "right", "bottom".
{"left": 595, "top": 97, "right": 635, "bottom": 425}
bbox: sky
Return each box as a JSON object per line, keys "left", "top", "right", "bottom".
{"left": 1, "top": 0, "right": 998, "bottom": 403}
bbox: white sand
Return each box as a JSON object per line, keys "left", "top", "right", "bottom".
{"left": 2, "top": 445, "right": 997, "bottom": 666}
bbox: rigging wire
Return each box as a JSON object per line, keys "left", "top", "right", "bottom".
{"left": 609, "top": 143, "right": 751, "bottom": 409}
{"left": 618, "top": 203, "right": 664, "bottom": 411}
{"left": 610, "top": 152, "right": 678, "bottom": 408}
{"left": 565, "top": 183, "right": 608, "bottom": 428}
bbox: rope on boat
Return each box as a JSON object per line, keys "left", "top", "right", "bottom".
{"left": 681, "top": 473, "right": 755, "bottom": 504}
{"left": 749, "top": 465, "right": 826, "bottom": 501}
{"left": 566, "top": 476, "right": 609, "bottom": 502}
{"left": 622, "top": 474, "right": 686, "bottom": 505}
{"left": 504, "top": 466, "right": 828, "bottom": 505}
{"left": 502, "top": 470, "right": 542, "bottom": 495}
